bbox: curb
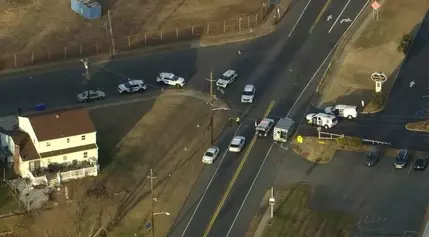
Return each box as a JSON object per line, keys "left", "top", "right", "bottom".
{"left": 405, "top": 123, "right": 429, "bottom": 133}
{"left": 360, "top": 98, "right": 387, "bottom": 114}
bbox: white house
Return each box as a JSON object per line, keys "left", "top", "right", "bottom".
{"left": 0, "top": 108, "right": 99, "bottom": 186}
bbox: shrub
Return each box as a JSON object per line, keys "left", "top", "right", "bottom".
{"left": 397, "top": 33, "right": 412, "bottom": 54}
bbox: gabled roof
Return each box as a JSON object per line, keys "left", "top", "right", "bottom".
{"left": 23, "top": 108, "right": 96, "bottom": 141}
{"left": 3, "top": 130, "right": 40, "bottom": 161}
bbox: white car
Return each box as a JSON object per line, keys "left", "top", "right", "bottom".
{"left": 202, "top": 146, "right": 220, "bottom": 164}
{"left": 117, "top": 80, "right": 148, "bottom": 94}
{"left": 306, "top": 113, "right": 338, "bottom": 129}
{"left": 229, "top": 136, "right": 246, "bottom": 152}
{"left": 216, "top": 69, "right": 238, "bottom": 88}
{"left": 156, "top": 72, "right": 186, "bottom": 88}
{"left": 76, "top": 90, "right": 106, "bottom": 102}
{"left": 241, "top": 84, "right": 255, "bottom": 103}
{"left": 324, "top": 104, "right": 358, "bottom": 119}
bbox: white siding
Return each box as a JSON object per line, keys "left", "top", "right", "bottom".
{"left": 24, "top": 147, "right": 98, "bottom": 168}
{"left": 17, "top": 117, "right": 38, "bottom": 146}
{"left": 0, "top": 133, "right": 15, "bottom": 156}
{"left": 36, "top": 132, "right": 97, "bottom": 153}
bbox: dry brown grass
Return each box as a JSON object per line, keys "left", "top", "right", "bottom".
{"left": 0, "top": 91, "right": 228, "bottom": 237}
{"left": 0, "top": 0, "right": 264, "bottom": 55}
{"left": 406, "top": 121, "right": 429, "bottom": 132}
{"left": 318, "top": 0, "right": 427, "bottom": 109}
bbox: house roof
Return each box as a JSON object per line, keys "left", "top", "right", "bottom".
{"left": 24, "top": 108, "right": 96, "bottom": 141}
{"left": 5, "top": 130, "right": 40, "bottom": 161}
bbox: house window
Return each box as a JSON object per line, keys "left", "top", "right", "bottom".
{"left": 81, "top": 135, "right": 86, "bottom": 140}
{"left": 63, "top": 156, "right": 67, "bottom": 161}
{"left": 46, "top": 142, "right": 51, "bottom": 147}
{"left": 66, "top": 138, "right": 70, "bottom": 143}
{"left": 83, "top": 152, "right": 88, "bottom": 159}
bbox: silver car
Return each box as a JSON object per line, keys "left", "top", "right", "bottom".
{"left": 76, "top": 89, "right": 106, "bottom": 102}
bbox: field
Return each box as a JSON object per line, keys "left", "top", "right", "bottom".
{"left": 0, "top": 0, "right": 265, "bottom": 56}
{"left": 262, "top": 184, "right": 355, "bottom": 237}
{"left": 0, "top": 90, "right": 228, "bottom": 237}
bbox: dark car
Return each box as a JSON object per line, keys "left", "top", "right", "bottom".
{"left": 413, "top": 157, "right": 428, "bottom": 171}
{"left": 364, "top": 149, "right": 381, "bottom": 167}
{"left": 394, "top": 149, "right": 409, "bottom": 169}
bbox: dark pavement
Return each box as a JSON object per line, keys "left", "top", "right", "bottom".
{"left": 298, "top": 11, "right": 429, "bottom": 151}
{"left": 274, "top": 149, "right": 429, "bottom": 237}
{"left": 0, "top": 0, "right": 371, "bottom": 236}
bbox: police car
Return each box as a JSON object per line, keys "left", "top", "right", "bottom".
{"left": 255, "top": 118, "right": 275, "bottom": 137}
{"left": 156, "top": 72, "right": 186, "bottom": 88}
{"left": 241, "top": 84, "right": 255, "bottom": 103}
{"left": 216, "top": 69, "right": 238, "bottom": 88}
{"left": 117, "top": 79, "right": 148, "bottom": 94}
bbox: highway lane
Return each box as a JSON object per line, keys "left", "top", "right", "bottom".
{"left": 210, "top": 1, "right": 371, "bottom": 237}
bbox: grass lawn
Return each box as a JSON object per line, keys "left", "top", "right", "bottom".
{"left": 0, "top": 183, "right": 21, "bottom": 215}
{"left": 263, "top": 184, "right": 355, "bottom": 237}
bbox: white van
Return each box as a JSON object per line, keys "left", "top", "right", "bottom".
{"left": 306, "top": 113, "right": 338, "bottom": 129}
{"left": 324, "top": 104, "right": 358, "bottom": 119}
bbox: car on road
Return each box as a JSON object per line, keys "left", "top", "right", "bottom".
{"left": 413, "top": 157, "right": 428, "bottom": 171}
{"left": 156, "top": 72, "right": 186, "bottom": 88}
{"left": 255, "top": 118, "right": 275, "bottom": 137}
{"left": 117, "top": 79, "right": 148, "bottom": 94}
{"left": 364, "top": 148, "right": 381, "bottom": 167}
{"left": 394, "top": 149, "right": 409, "bottom": 169}
{"left": 202, "top": 146, "right": 220, "bottom": 164}
{"left": 216, "top": 69, "right": 238, "bottom": 88}
{"left": 76, "top": 89, "right": 106, "bottom": 102}
{"left": 324, "top": 104, "right": 358, "bottom": 119}
{"left": 229, "top": 136, "right": 246, "bottom": 152}
{"left": 241, "top": 84, "right": 255, "bottom": 103}
{"left": 306, "top": 113, "right": 338, "bottom": 129}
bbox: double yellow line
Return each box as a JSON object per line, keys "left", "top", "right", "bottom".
{"left": 308, "top": 0, "right": 332, "bottom": 33}
{"left": 202, "top": 100, "right": 275, "bottom": 237}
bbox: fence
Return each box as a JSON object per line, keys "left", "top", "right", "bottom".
{"left": 0, "top": 3, "right": 275, "bottom": 71}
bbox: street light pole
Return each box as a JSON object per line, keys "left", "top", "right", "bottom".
{"left": 206, "top": 71, "right": 216, "bottom": 144}
{"left": 147, "top": 169, "right": 156, "bottom": 237}
{"left": 81, "top": 58, "right": 90, "bottom": 100}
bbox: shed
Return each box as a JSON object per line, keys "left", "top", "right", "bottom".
{"left": 70, "top": 0, "right": 101, "bottom": 20}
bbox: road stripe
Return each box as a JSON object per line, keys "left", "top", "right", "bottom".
{"left": 202, "top": 100, "right": 275, "bottom": 237}
{"left": 289, "top": 0, "right": 313, "bottom": 37}
{"left": 308, "top": 0, "right": 332, "bottom": 33}
{"left": 328, "top": 0, "right": 352, "bottom": 33}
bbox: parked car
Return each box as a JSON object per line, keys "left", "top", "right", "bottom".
{"left": 393, "top": 149, "right": 409, "bottom": 169}
{"left": 413, "top": 157, "right": 428, "bottom": 171}
{"left": 364, "top": 148, "right": 381, "bottom": 167}
{"left": 117, "top": 79, "right": 147, "bottom": 94}
{"left": 202, "top": 146, "right": 220, "bottom": 164}
{"left": 305, "top": 113, "right": 338, "bottom": 129}
{"left": 216, "top": 69, "right": 238, "bottom": 88}
{"left": 156, "top": 72, "right": 186, "bottom": 88}
{"left": 229, "top": 136, "right": 246, "bottom": 152}
{"left": 76, "top": 89, "right": 106, "bottom": 102}
{"left": 241, "top": 84, "right": 255, "bottom": 103}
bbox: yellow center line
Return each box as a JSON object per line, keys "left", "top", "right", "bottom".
{"left": 308, "top": 0, "right": 332, "bottom": 33}
{"left": 202, "top": 100, "right": 275, "bottom": 237}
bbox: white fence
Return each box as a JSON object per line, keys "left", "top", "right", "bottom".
{"left": 59, "top": 165, "right": 99, "bottom": 183}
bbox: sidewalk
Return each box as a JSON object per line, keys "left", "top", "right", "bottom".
{"left": 252, "top": 207, "right": 271, "bottom": 237}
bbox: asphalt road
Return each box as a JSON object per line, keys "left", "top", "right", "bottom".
{"left": 299, "top": 11, "right": 429, "bottom": 151}
{"left": 168, "top": 0, "right": 371, "bottom": 236}
{"left": 274, "top": 148, "right": 428, "bottom": 237}
{"left": 0, "top": 0, "right": 370, "bottom": 236}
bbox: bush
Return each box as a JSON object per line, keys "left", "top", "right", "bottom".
{"left": 363, "top": 92, "right": 387, "bottom": 113}
{"left": 336, "top": 136, "right": 362, "bottom": 149}
{"left": 397, "top": 33, "right": 412, "bottom": 54}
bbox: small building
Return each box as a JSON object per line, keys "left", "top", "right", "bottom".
{"left": 0, "top": 108, "right": 99, "bottom": 187}
{"left": 70, "top": 0, "right": 102, "bottom": 20}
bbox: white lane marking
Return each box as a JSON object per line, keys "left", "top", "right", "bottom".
{"left": 225, "top": 143, "right": 274, "bottom": 237}
{"left": 180, "top": 124, "right": 242, "bottom": 237}
{"left": 225, "top": 1, "right": 371, "bottom": 234}
{"left": 328, "top": 0, "right": 352, "bottom": 33}
{"left": 289, "top": 0, "right": 313, "bottom": 37}
{"left": 408, "top": 165, "right": 413, "bottom": 175}
{"left": 286, "top": 0, "right": 370, "bottom": 117}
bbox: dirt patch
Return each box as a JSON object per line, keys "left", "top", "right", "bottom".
{"left": 262, "top": 184, "right": 355, "bottom": 237}
{"left": 406, "top": 120, "right": 429, "bottom": 132}
{"left": 316, "top": 0, "right": 427, "bottom": 110}
{"left": 0, "top": 183, "right": 22, "bottom": 216}
{"left": 0, "top": 0, "right": 264, "bottom": 55}
{"left": 0, "top": 91, "right": 229, "bottom": 237}
{"left": 291, "top": 136, "right": 372, "bottom": 164}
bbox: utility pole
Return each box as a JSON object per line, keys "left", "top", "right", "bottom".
{"left": 269, "top": 187, "right": 275, "bottom": 219}
{"left": 81, "top": 58, "right": 91, "bottom": 101}
{"left": 206, "top": 71, "right": 215, "bottom": 144}
{"left": 107, "top": 10, "right": 116, "bottom": 55}
{"left": 147, "top": 169, "right": 156, "bottom": 237}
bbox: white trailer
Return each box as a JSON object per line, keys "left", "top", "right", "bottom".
{"left": 273, "top": 118, "right": 295, "bottom": 142}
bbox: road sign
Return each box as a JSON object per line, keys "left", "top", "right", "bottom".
{"left": 296, "top": 135, "right": 303, "bottom": 144}
{"left": 371, "top": 1, "right": 380, "bottom": 10}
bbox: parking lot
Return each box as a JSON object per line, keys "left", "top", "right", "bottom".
{"left": 273, "top": 148, "right": 429, "bottom": 237}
